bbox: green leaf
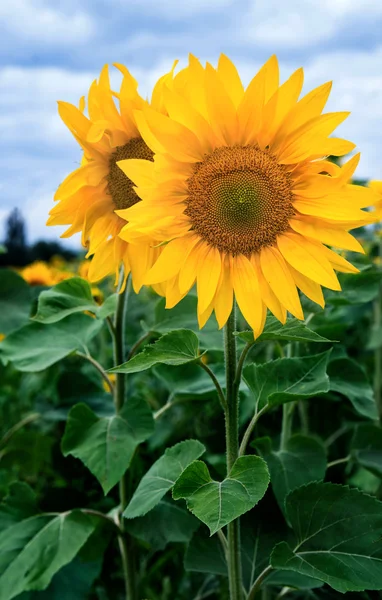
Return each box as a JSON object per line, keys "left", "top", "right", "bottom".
{"left": 110, "top": 329, "right": 202, "bottom": 374}
{"left": 154, "top": 362, "right": 225, "bottom": 402}
{"left": 256, "top": 435, "right": 327, "bottom": 517}
{"left": 0, "top": 269, "right": 32, "bottom": 335}
{"left": 326, "top": 269, "right": 382, "bottom": 305}
{"left": 328, "top": 357, "right": 378, "bottom": 420}
{"left": 125, "top": 500, "right": 199, "bottom": 551}
{"left": 0, "top": 510, "right": 95, "bottom": 600}
{"left": 61, "top": 398, "right": 154, "bottom": 494}
{"left": 237, "top": 316, "right": 332, "bottom": 344}
{"left": 185, "top": 528, "right": 227, "bottom": 576}
{"left": 271, "top": 481, "right": 382, "bottom": 593}
{"left": 123, "top": 440, "right": 205, "bottom": 518}
{"left": 151, "top": 294, "right": 223, "bottom": 350}
{"left": 0, "top": 482, "right": 38, "bottom": 532}
{"left": 352, "top": 424, "right": 382, "bottom": 477}
{"left": 33, "top": 278, "right": 98, "bottom": 324}
{"left": 97, "top": 293, "right": 118, "bottom": 319}
{"left": 243, "top": 351, "right": 331, "bottom": 412}
{"left": 173, "top": 456, "right": 270, "bottom": 535}
{"left": 0, "top": 314, "right": 103, "bottom": 371}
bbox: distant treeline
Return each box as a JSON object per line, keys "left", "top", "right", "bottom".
{"left": 0, "top": 208, "right": 77, "bottom": 267}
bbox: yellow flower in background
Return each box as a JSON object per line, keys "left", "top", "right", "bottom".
{"left": 47, "top": 63, "right": 177, "bottom": 292}
{"left": 19, "top": 261, "right": 65, "bottom": 286}
{"left": 117, "top": 54, "right": 378, "bottom": 336}
{"left": 0, "top": 334, "right": 5, "bottom": 342}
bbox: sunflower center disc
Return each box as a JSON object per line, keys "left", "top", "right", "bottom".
{"left": 107, "top": 138, "right": 154, "bottom": 210}
{"left": 185, "top": 145, "right": 295, "bottom": 255}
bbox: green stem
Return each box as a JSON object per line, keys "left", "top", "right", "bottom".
{"left": 280, "top": 403, "right": 294, "bottom": 451}
{"left": 247, "top": 565, "right": 273, "bottom": 600}
{"left": 76, "top": 351, "right": 114, "bottom": 393}
{"left": 198, "top": 360, "right": 227, "bottom": 410}
{"left": 375, "top": 240, "right": 382, "bottom": 420}
{"left": 327, "top": 455, "right": 351, "bottom": 469}
{"left": 224, "top": 306, "right": 243, "bottom": 600}
{"left": 113, "top": 280, "right": 137, "bottom": 600}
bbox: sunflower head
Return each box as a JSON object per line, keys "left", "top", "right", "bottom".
{"left": 19, "top": 261, "right": 60, "bottom": 287}
{"left": 117, "top": 54, "right": 378, "bottom": 336}
{"left": 47, "top": 62, "right": 177, "bottom": 292}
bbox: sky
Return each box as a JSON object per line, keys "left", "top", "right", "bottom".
{"left": 1, "top": 0, "right": 382, "bottom": 248}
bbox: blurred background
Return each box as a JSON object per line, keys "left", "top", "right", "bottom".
{"left": 1, "top": 0, "right": 382, "bottom": 260}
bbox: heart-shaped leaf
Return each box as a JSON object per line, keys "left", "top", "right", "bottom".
{"left": 62, "top": 398, "right": 154, "bottom": 494}
{"left": 123, "top": 439, "right": 205, "bottom": 518}
{"left": 173, "top": 456, "right": 269, "bottom": 535}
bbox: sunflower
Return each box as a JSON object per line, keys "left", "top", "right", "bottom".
{"left": 19, "top": 261, "right": 68, "bottom": 287}
{"left": 117, "top": 54, "right": 378, "bottom": 336}
{"left": 47, "top": 63, "right": 177, "bottom": 291}
{"left": 370, "top": 181, "right": 382, "bottom": 221}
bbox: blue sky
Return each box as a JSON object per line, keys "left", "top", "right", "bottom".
{"left": 1, "top": 0, "right": 382, "bottom": 248}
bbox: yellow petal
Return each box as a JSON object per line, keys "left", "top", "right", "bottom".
{"left": 214, "top": 255, "right": 234, "bottom": 329}
{"left": 277, "top": 232, "right": 341, "bottom": 290}
{"left": 288, "top": 265, "right": 325, "bottom": 308}
{"left": 128, "top": 242, "right": 156, "bottom": 293}
{"left": 54, "top": 162, "right": 108, "bottom": 200}
{"left": 251, "top": 254, "right": 287, "bottom": 324}
{"left": 197, "top": 245, "right": 221, "bottom": 314}
{"left": 260, "top": 246, "right": 304, "bottom": 320}
{"left": 145, "top": 235, "right": 199, "bottom": 284}
{"left": 205, "top": 62, "right": 238, "bottom": 146}
{"left": 289, "top": 218, "right": 365, "bottom": 253}
{"left": 117, "top": 159, "right": 155, "bottom": 188}
{"left": 318, "top": 245, "right": 359, "bottom": 274}
{"left": 217, "top": 54, "right": 244, "bottom": 108}
{"left": 178, "top": 240, "right": 204, "bottom": 294}
{"left": 231, "top": 255, "right": 264, "bottom": 337}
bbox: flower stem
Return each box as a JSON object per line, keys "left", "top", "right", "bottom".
{"left": 374, "top": 239, "right": 382, "bottom": 420}
{"left": 224, "top": 306, "right": 243, "bottom": 600}
{"left": 113, "top": 280, "right": 137, "bottom": 600}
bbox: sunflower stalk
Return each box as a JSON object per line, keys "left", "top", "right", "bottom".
{"left": 113, "top": 276, "right": 137, "bottom": 600}
{"left": 224, "top": 306, "right": 244, "bottom": 600}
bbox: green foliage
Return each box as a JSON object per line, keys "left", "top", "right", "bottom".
{"left": 173, "top": 456, "right": 270, "bottom": 534}
{"left": 255, "top": 435, "right": 327, "bottom": 517}
{"left": 111, "top": 329, "right": 203, "bottom": 373}
{"left": 33, "top": 277, "right": 98, "bottom": 323}
{"left": 0, "top": 314, "right": 103, "bottom": 371}
{"left": 61, "top": 398, "right": 154, "bottom": 493}
{"left": 124, "top": 440, "right": 206, "bottom": 518}
{"left": 328, "top": 356, "right": 377, "bottom": 419}
{"left": 271, "top": 482, "right": 382, "bottom": 593}
{"left": 243, "top": 351, "right": 331, "bottom": 411}
{"left": 0, "top": 269, "right": 32, "bottom": 334}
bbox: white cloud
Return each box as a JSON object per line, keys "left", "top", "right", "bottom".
{"left": 122, "top": 0, "right": 234, "bottom": 19}
{"left": 243, "top": 0, "right": 382, "bottom": 47}
{"left": 0, "top": 0, "right": 94, "bottom": 44}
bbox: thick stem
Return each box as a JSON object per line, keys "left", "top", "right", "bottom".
{"left": 375, "top": 239, "right": 382, "bottom": 419}
{"left": 113, "top": 281, "right": 137, "bottom": 600}
{"left": 224, "top": 306, "right": 243, "bottom": 600}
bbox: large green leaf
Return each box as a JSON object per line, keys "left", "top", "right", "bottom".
{"left": 0, "top": 510, "right": 95, "bottom": 600}
{"left": 328, "top": 357, "right": 377, "bottom": 420}
{"left": 173, "top": 456, "right": 269, "bottom": 535}
{"left": 0, "top": 314, "right": 103, "bottom": 371}
{"left": 271, "top": 481, "right": 382, "bottom": 593}
{"left": 110, "top": 329, "right": 202, "bottom": 374}
{"left": 256, "top": 435, "right": 327, "bottom": 516}
{"left": 61, "top": 398, "right": 154, "bottom": 494}
{"left": 33, "top": 277, "right": 98, "bottom": 324}
{"left": 243, "top": 351, "right": 331, "bottom": 411}
{"left": 352, "top": 424, "right": 382, "bottom": 477}
{"left": 185, "top": 529, "right": 227, "bottom": 576}
{"left": 125, "top": 500, "right": 199, "bottom": 551}
{"left": 0, "top": 269, "right": 32, "bottom": 334}
{"left": 123, "top": 440, "right": 205, "bottom": 518}
{"left": 237, "top": 317, "right": 332, "bottom": 344}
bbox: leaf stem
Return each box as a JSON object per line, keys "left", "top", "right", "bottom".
{"left": 239, "top": 406, "right": 269, "bottom": 457}
{"left": 327, "top": 455, "right": 351, "bottom": 469}
{"left": 76, "top": 351, "right": 114, "bottom": 394}
{"left": 224, "top": 306, "right": 244, "bottom": 600}
{"left": 126, "top": 331, "right": 153, "bottom": 361}
{"left": 0, "top": 413, "right": 40, "bottom": 449}
{"left": 113, "top": 276, "right": 137, "bottom": 600}
{"left": 247, "top": 565, "right": 273, "bottom": 600}
{"left": 280, "top": 403, "right": 294, "bottom": 451}
{"left": 80, "top": 508, "right": 123, "bottom": 536}
{"left": 198, "top": 360, "right": 227, "bottom": 410}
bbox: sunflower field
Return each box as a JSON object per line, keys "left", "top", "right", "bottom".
{"left": 2, "top": 55, "right": 382, "bottom": 600}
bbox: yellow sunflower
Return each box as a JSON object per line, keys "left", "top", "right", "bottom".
{"left": 19, "top": 261, "right": 64, "bottom": 287}
{"left": 47, "top": 63, "right": 177, "bottom": 291}
{"left": 370, "top": 181, "right": 382, "bottom": 221}
{"left": 117, "top": 54, "right": 378, "bottom": 336}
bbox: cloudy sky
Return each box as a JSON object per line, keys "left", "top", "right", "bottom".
{"left": 1, "top": 0, "right": 382, "bottom": 248}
